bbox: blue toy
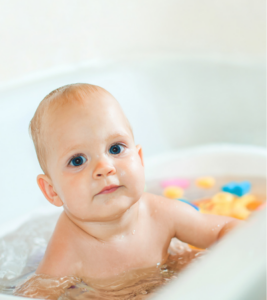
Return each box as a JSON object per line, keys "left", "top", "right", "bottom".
{"left": 222, "top": 181, "right": 251, "bottom": 197}
{"left": 177, "top": 199, "right": 200, "bottom": 211}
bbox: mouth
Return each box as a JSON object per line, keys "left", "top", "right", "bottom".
{"left": 96, "top": 185, "right": 121, "bottom": 195}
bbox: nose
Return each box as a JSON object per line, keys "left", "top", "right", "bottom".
{"left": 92, "top": 157, "right": 116, "bottom": 179}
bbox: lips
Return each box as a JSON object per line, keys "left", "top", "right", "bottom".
{"left": 96, "top": 184, "right": 121, "bottom": 195}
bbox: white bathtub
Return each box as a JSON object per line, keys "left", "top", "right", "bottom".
{"left": 0, "top": 56, "right": 265, "bottom": 299}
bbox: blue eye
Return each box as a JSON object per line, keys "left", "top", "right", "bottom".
{"left": 109, "top": 144, "right": 124, "bottom": 155}
{"left": 70, "top": 155, "right": 86, "bottom": 167}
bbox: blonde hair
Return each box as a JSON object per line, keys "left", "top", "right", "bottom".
{"left": 29, "top": 84, "right": 106, "bottom": 174}
{"left": 29, "top": 83, "right": 133, "bottom": 175}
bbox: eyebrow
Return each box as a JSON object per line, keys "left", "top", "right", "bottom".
{"left": 60, "top": 143, "right": 87, "bottom": 160}
{"left": 108, "top": 133, "right": 129, "bottom": 140}
{"left": 59, "top": 133, "right": 130, "bottom": 160}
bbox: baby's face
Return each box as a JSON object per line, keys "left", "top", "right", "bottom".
{"left": 44, "top": 91, "right": 145, "bottom": 222}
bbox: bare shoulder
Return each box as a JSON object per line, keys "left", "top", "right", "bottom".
{"left": 142, "top": 192, "right": 193, "bottom": 217}
{"left": 36, "top": 213, "right": 82, "bottom": 277}
{"left": 142, "top": 192, "right": 170, "bottom": 210}
{"left": 142, "top": 192, "right": 202, "bottom": 230}
{"left": 142, "top": 192, "right": 181, "bottom": 223}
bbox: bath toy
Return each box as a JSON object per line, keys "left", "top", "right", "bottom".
{"left": 198, "top": 198, "right": 232, "bottom": 217}
{"left": 177, "top": 199, "right": 200, "bottom": 211}
{"left": 222, "top": 181, "right": 251, "bottom": 197}
{"left": 246, "top": 199, "right": 263, "bottom": 211}
{"left": 229, "top": 194, "right": 255, "bottom": 219}
{"left": 193, "top": 198, "right": 210, "bottom": 206}
{"left": 210, "top": 193, "right": 234, "bottom": 216}
{"left": 237, "top": 194, "right": 255, "bottom": 206}
{"left": 193, "top": 192, "right": 259, "bottom": 220}
{"left": 161, "top": 178, "right": 190, "bottom": 189}
{"left": 231, "top": 206, "right": 251, "bottom": 220}
{"left": 196, "top": 177, "right": 215, "bottom": 188}
{"left": 212, "top": 192, "right": 235, "bottom": 203}
{"left": 198, "top": 202, "right": 215, "bottom": 214}
{"left": 236, "top": 194, "right": 262, "bottom": 211}
{"left": 206, "top": 193, "right": 234, "bottom": 216}
{"left": 160, "top": 177, "right": 263, "bottom": 220}
{"left": 188, "top": 244, "right": 205, "bottom": 251}
{"left": 163, "top": 186, "right": 184, "bottom": 199}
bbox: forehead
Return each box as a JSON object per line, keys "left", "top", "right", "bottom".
{"left": 43, "top": 92, "right": 132, "bottom": 156}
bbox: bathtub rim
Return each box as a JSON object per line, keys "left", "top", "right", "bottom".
{"left": 0, "top": 53, "right": 264, "bottom": 94}
{"left": 145, "top": 143, "right": 266, "bottom": 180}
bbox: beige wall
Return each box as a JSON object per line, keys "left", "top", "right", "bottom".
{"left": 0, "top": 0, "right": 265, "bottom": 83}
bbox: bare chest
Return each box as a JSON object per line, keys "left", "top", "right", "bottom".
{"left": 76, "top": 228, "right": 171, "bottom": 279}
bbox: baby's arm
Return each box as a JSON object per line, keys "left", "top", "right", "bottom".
{"left": 158, "top": 196, "right": 242, "bottom": 249}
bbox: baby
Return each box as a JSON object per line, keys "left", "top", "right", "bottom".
{"left": 30, "top": 83, "right": 240, "bottom": 280}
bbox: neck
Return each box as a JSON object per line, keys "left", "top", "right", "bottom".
{"left": 64, "top": 200, "right": 141, "bottom": 242}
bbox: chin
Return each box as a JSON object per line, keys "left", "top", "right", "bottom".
{"left": 102, "top": 194, "right": 139, "bottom": 218}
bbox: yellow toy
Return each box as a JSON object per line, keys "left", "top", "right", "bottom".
{"left": 163, "top": 186, "right": 184, "bottom": 199}
{"left": 196, "top": 176, "right": 215, "bottom": 188}
{"left": 195, "top": 192, "right": 262, "bottom": 220}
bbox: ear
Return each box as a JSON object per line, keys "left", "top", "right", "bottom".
{"left": 37, "top": 174, "right": 63, "bottom": 207}
{"left": 136, "top": 144, "right": 144, "bottom": 167}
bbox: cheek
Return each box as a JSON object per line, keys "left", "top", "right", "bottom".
{"left": 56, "top": 171, "right": 91, "bottom": 206}
{"left": 119, "top": 170, "right": 126, "bottom": 177}
{"left": 118, "top": 153, "right": 145, "bottom": 191}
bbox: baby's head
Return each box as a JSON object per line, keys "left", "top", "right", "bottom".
{"left": 30, "top": 84, "right": 145, "bottom": 222}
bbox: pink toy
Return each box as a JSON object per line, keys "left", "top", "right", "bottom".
{"left": 161, "top": 178, "right": 190, "bottom": 189}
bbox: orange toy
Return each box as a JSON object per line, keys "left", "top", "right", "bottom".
{"left": 195, "top": 193, "right": 264, "bottom": 220}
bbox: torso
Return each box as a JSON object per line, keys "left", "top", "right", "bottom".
{"left": 36, "top": 193, "right": 175, "bottom": 280}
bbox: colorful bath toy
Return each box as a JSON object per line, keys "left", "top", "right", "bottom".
{"left": 246, "top": 200, "right": 263, "bottom": 210}
{"left": 212, "top": 192, "right": 235, "bottom": 203}
{"left": 196, "top": 177, "right": 215, "bottom": 188}
{"left": 163, "top": 186, "right": 184, "bottom": 199}
{"left": 222, "top": 181, "right": 251, "bottom": 197}
{"left": 231, "top": 207, "right": 251, "bottom": 220}
{"left": 159, "top": 176, "right": 264, "bottom": 221}
{"left": 177, "top": 199, "right": 200, "bottom": 211}
{"left": 193, "top": 192, "right": 264, "bottom": 220}
{"left": 188, "top": 244, "right": 205, "bottom": 251}
{"left": 161, "top": 178, "right": 190, "bottom": 189}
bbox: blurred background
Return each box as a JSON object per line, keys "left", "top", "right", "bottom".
{"left": 0, "top": 1, "right": 265, "bottom": 224}
{"left": 0, "top": 0, "right": 265, "bottom": 82}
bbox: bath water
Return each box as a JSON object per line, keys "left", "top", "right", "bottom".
{"left": 14, "top": 246, "right": 205, "bottom": 300}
